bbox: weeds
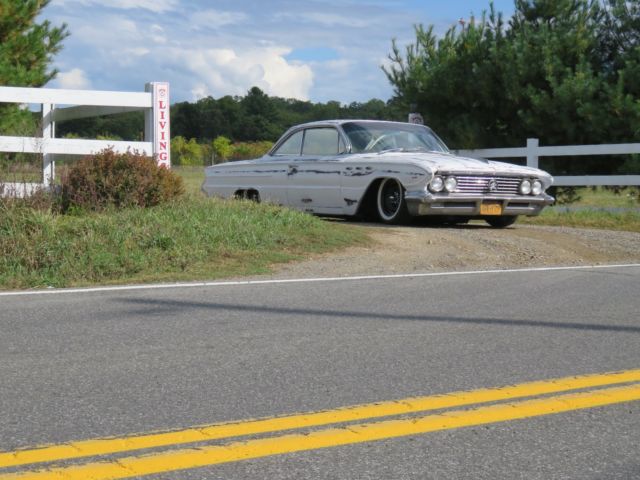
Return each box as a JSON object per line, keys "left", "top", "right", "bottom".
{"left": 2, "top": 153, "right": 364, "bottom": 290}
{"left": 0, "top": 197, "right": 364, "bottom": 289}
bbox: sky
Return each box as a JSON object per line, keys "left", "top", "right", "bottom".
{"left": 43, "top": 0, "right": 515, "bottom": 104}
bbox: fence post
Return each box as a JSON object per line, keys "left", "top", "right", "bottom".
{"left": 41, "top": 103, "right": 55, "bottom": 187}
{"left": 144, "top": 84, "right": 153, "bottom": 148}
{"left": 526, "top": 138, "right": 539, "bottom": 169}
{"left": 145, "top": 82, "right": 171, "bottom": 168}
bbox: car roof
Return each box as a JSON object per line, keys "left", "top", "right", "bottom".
{"left": 293, "top": 119, "right": 415, "bottom": 129}
{"left": 269, "top": 119, "right": 433, "bottom": 155}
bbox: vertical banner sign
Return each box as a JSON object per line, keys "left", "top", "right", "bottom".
{"left": 152, "top": 82, "right": 171, "bottom": 168}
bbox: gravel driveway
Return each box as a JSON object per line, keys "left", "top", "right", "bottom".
{"left": 258, "top": 223, "right": 640, "bottom": 279}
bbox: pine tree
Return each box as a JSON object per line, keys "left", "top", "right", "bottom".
{"left": 0, "top": 0, "right": 68, "bottom": 133}
{"left": 383, "top": 0, "right": 640, "bottom": 150}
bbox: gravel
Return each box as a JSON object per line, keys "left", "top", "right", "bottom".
{"left": 250, "top": 222, "right": 640, "bottom": 279}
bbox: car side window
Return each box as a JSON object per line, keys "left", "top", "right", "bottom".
{"left": 273, "top": 130, "right": 303, "bottom": 155}
{"left": 302, "top": 128, "right": 341, "bottom": 156}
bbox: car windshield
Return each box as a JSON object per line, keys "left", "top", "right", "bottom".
{"left": 342, "top": 121, "right": 450, "bottom": 154}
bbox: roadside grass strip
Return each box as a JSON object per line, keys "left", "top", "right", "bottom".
{"left": 1, "top": 369, "right": 639, "bottom": 479}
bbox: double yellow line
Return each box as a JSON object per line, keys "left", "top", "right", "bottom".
{"left": 2, "top": 369, "right": 640, "bottom": 479}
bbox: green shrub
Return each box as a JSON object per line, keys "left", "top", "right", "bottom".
{"left": 212, "top": 135, "right": 233, "bottom": 163}
{"left": 59, "top": 149, "right": 184, "bottom": 212}
{"left": 171, "top": 136, "right": 204, "bottom": 166}
{"left": 230, "top": 140, "right": 273, "bottom": 160}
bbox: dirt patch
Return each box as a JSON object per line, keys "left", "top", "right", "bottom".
{"left": 254, "top": 222, "right": 640, "bottom": 279}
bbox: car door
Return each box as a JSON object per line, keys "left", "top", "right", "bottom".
{"left": 287, "top": 127, "right": 346, "bottom": 214}
{"left": 255, "top": 130, "right": 304, "bottom": 205}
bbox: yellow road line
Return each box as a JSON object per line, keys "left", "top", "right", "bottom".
{"left": 1, "top": 369, "right": 640, "bottom": 469}
{"left": 3, "top": 382, "right": 639, "bottom": 480}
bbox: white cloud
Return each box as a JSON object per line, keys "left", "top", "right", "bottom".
{"left": 189, "top": 9, "right": 248, "bottom": 29}
{"left": 73, "top": 16, "right": 141, "bottom": 47}
{"left": 44, "top": 0, "right": 426, "bottom": 102}
{"left": 172, "top": 47, "right": 314, "bottom": 100}
{"left": 321, "top": 59, "right": 353, "bottom": 71}
{"left": 190, "top": 83, "right": 210, "bottom": 100}
{"left": 109, "top": 0, "right": 177, "bottom": 11}
{"left": 54, "top": 68, "right": 92, "bottom": 89}
{"left": 124, "top": 47, "right": 150, "bottom": 56}
{"left": 149, "top": 24, "right": 167, "bottom": 44}
{"left": 52, "top": 0, "right": 177, "bottom": 13}
{"left": 282, "top": 12, "right": 374, "bottom": 28}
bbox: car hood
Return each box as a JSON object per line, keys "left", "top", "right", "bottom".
{"left": 356, "top": 151, "right": 551, "bottom": 178}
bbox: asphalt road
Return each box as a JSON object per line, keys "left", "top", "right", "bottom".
{"left": 1, "top": 265, "right": 639, "bottom": 479}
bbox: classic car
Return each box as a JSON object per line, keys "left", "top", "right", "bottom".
{"left": 202, "top": 120, "right": 554, "bottom": 227}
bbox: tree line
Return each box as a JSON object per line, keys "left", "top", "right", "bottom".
{"left": 55, "top": 88, "right": 406, "bottom": 144}
{"left": 55, "top": 87, "right": 406, "bottom": 165}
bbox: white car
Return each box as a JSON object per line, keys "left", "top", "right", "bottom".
{"left": 202, "top": 120, "right": 554, "bottom": 227}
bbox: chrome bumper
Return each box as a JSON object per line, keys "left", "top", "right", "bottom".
{"left": 405, "top": 191, "right": 555, "bottom": 217}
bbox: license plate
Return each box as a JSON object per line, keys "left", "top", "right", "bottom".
{"left": 480, "top": 202, "right": 503, "bottom": 216}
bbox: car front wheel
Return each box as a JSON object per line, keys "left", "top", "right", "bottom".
{"left": 376, "top": 178, "right": 409, "bottom": 224}
{"left": 485, "top": 215, "right": 518, "bottom": 228}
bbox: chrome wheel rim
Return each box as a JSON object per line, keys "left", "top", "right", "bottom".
{"left": 378, "top": 179, "right": 402, "bottom": 220}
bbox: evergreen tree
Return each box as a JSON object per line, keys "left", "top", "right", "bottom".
{"left": 0, "top": 0, "right": 68, "bottom": 134}
{"left": 598, "top": 0, "right": 640, "bottom": 73}
{"left": 383, "top": 0, "right": 640, "bottom": 154}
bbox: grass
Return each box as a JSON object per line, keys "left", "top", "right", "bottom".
{"left": 557, "top": 186, "right": 639, "bottom": 208}
{"left": 2, "top": 169, "right": 638, "bottom": 291}
{"left": 0, "top": 196, "right": 366, "bottom": 290}
{"left": 0, "top": 155, "right": 42, "bottom": 183}
{"left": 174, "top": 166, "right": 206, "bottom": 196}
{"left": 521, "top": 187, "right": 640, "bottom": 232}
{"left": 521, "top": 209, "right": 640, "bottom": 232}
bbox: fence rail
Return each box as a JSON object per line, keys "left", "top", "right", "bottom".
{"left": 0, "top": 83, "right": 169, "bottom": 197}
{"left": 0, "top": 136, "right": 151, "bottom": 156}
{"left": 456, "top": 138, "right": 640, "bottom": 186}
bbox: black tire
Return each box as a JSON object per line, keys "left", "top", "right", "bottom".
{"left": 234, "top": 189, "right": 260, "bottom": 202}
{"left": 485, "top": 215, "right": 518, "bottom": 228}
{"left": 246, "top": 189, "right": 260, "bottom": 202}
{"left": 376, "top": 178, "right": 409, "bottom": 224}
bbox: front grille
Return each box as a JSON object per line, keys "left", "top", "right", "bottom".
{"left": 453, "top": 176, "right": 521, "bottom": 195}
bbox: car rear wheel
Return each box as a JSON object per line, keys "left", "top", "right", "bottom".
{"left": 234, "top": 189, "right": 260, "bottom": 202}
{"left": 376, "top": 178, "right": 409, "bottom": 224}
{"left": 246, "top": 189, "right": 260, "bottom": 202}
{"left": 485, "top": 215, "right": 518, "bottom": 228}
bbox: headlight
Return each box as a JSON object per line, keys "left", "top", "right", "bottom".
{"left": 519, "top": 179, "right": 532, "bottom": 195}
{"left": 429, "top": 175, "right": 444, "bottom": 192}
{"left": 531, "top": 180, "right": 543, "bottom": 195}
{"left": 444, "top": 176, "right": 458, "bottom": 193}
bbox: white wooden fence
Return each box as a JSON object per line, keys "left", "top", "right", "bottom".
{"left": 0, "top": 82, "right": 170, "bottom": 197}
{"left": 456, "top": 138, "right": 640, "bottom": 186}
